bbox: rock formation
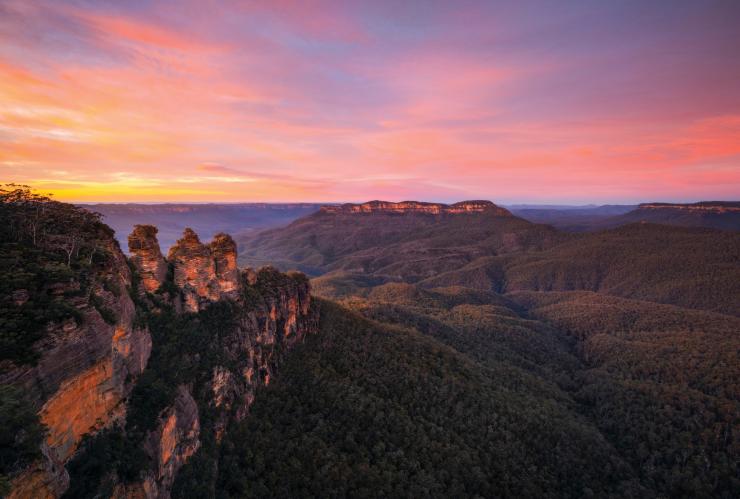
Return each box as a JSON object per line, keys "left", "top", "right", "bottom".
{"left": 320, "top": 200, "right": 512, "bottom": 216}
{"left": 3, "top": 236, "right": 152, "bottom": 498}
{"left": 639, "top": 202, "right": 740, "bottom": 213}
{"left": 209, "top": 233, "right": 239, "bottom": 299}
{"left": 111, "top": 252, "right": 315, "bottom": 498}
{"left": 5, "top": 222, "right": 318, "bottom": 499}
{"left": 113, "top": 387, "right": 201, "bottom": 499}
{"left": 128, "top": 225, "right": 168, "bottom": 293}
{"left": 166, "top": 229, "right": 240, "bottom": 312}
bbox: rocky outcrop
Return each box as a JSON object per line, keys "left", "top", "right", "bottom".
{"left": 167, "top": 228, "right": 217, "bottom": 311}
{"left": 7, "top": 443, "right": 68, "bottom": 499}
{"left": 209, "top": 268, "right": 316, "bottom": 438}
{"left": 117, "top": 387, "right": 200, "bottom": 499}
{"left": 167, "top": 229, "right": 240, "bottom": 312}
{"left": 119, "top": 266, "right": 316, "bottom": 499}
{"left": 639, "top": 202, "right": 740, "bottom": 213}
{"left": 2, "top": 236, "right": 151, "bottom": 497}
{"left": 128, "top": 225, "right": 168, "bottom": 293}
{"left": 6, "top": 222, "right": 317, "bottom": 499}
{"left": 209, "top": 233, "right": 239, "bottom": 299}
{"left": 320, "top": 200, "right": 511, "bottom": 216}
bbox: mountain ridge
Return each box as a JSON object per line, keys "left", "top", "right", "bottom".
{"left": 320, "top": 200, "right": 511, "bottom": 216}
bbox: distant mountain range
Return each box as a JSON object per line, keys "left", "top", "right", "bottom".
{"left": 238, "top": 200, "right": 740, "bottom": 316}
{"left": 84, "top": 201, "right": 739, "bottom": 253}
{"left": 83, "top": 203, "right": 323, "bottom": 251}
{"left": 510, "top": 201, "right": 740, "bottom": 231}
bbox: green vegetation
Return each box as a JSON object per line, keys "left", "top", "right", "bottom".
{"left": 64, "top": 297, "right": 246, "bottom": 496}
{"left": 237, "top": 206, "right": 562, "bottom": 279}
{"left": 0, "top": 385, "right": 46, "bottom": 495}
{"left": 503, "top": 224, "right": 740, "bottom": 316}
{"left": 0, "top": 184, "right": 115, "bottom": 366}
{"left": 214, "top": 300, "right": 637, "bottom": 498}
{"left": 512, "top": 291, "right": 740, "bottom": 495}
{"left": 240, "top": 205, "right": 740, "bottom": 316}
{"left": 261, "top": 281, "right": 738, "bottom": 498}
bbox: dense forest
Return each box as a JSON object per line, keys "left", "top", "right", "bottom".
{"left": 213, "top": 301, "right": 637, "bottom": 498}
{"left": 204, "top": 293, "right": 739, "bottom": 498}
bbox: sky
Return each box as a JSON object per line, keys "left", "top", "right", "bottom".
{"left": 1, "top": 0, "right": 739, "bottom": 203}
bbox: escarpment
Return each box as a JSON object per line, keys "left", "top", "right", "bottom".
{"left": 320, "top": 199, "right": 512, "bottom": 216}
{"left": 2, "top": 228, "right": 151, "bottom": 499}
{"left": 638, "top": 201, "right": 740, "bottom": 213}
{"left": 4, "top": 221, "right": 318, "bottom": 499}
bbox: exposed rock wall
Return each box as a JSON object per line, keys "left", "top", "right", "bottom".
{"left": 320, "top": 200, "right": 511, "bottom": 216}
{"left": 208, "top": 269, "right": 316, "bottom": 438}
{"left": 115, "top": 387, "right": 200, "bottom": 499}
{"left": 128, "top": 225, "right": 168, "bottom": 293}
{"left": 3, "top": 237, "right": 151, "bottom": 497}
{"left": 6, "top": 225, "right": 317, "bottom": 499}
{"left": 209, "top": 233, "right": 239, "bottom": 299}
{"left": 166, "top": 229, "right": 240, "bottom": 311}
{"left": 639, "top": 202, "right": 740, "bottom": 213}
{"left": 124, "top": 228, "right": 316, "bottom": 498}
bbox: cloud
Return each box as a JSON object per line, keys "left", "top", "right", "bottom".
{"left": 1, "top": 0, "right": 739, "bottom": 203}
{"left": 196, "top": 163, "right": 245, "bottom": 175}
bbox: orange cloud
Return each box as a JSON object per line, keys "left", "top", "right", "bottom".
{"left": 1, "top": 1, "right": 739, "bottom": 203}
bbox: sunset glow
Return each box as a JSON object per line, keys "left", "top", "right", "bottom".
{"left": 1, "top": 0, "right": 739, "bottom": 203}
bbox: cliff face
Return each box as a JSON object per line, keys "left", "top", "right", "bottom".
{"left": 113, "top": 387, "right": 201, "bottom": 499}
{"left": 6, "top": 224, "right": 317, "bottom": 499}
{"left": 3, "top": 236, "right": 152, "bottom": 498}
{"left": 209, "top": 233, "right": 239, "bottom": 298}
{"left": 320, "top": 200, "right": 511, "bottom": 216}
{"left": 128, "top": 225, "right": 168, "bottom": 293}
{"left": 164, "top": 229, "right": 240, "bottom": 312}
{"left": 121, "top": 264, "right": 316, "bottom": 498}
{"left": 638, "top": 202, "right": 740, "bottom": 213}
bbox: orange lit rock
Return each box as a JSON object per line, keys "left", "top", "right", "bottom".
{"left": 168, "top": 228, "right": 218, "bottom": 311}
{"left": 128, "top": 225, "right": 168, "bottom": 293}
{"left": 3, "top": 232, "right": 151, "bottom": 499}
{"left": 128, "top": 386, "right": 200, "bottom": 498}
{"left": 167, "top": 228, "right": 241, "bottom": 311}
{"left": 40, "top": 359, "right": 123, "bottom": 462}
{"left": 320, "top": 200, "right": 511, "bottom": 216}
{"left": 7, "top": 444, "right": 68, "bottom": 499}
{"left": 210, "top": 233, "right": 239, "bottom": 297}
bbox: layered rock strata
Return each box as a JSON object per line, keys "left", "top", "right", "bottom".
{"left": 118, "top": 230, "right": 317, "bottom": 498}
{"left": 3, "top": 236, "right": 152, "bottom": 498}
{"left": 7, "top": 225, "right": 317, "bottom": 499}
{"left": 162, "top": 229, "right": 240, "bottom": 312}
{"left": 128, "top": 225, "right": 168, "bottom": 293}
{"left": 320, "top": 200, "right": 512, "bottom": 216}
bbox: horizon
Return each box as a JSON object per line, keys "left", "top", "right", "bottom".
{"left": 2, "top": 0, "right": 740, "bottom": 203}
{"left": 74, "top": 198, "right": 735, "bottom": 207}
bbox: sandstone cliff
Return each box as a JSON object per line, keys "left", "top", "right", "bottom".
{"left": 104, "top": 229, "right": 317, "bottom": 498}
{"left": 164, "top": 229, "right": 240, "bottom": 312}
{"left": 5, "top": 223, "right": 317, "bottom": 499}
{"left": 638, "top": 202, "right": 740, "bottom": 213}
{"left": 320, "top": 200, "right": 512, "bottom": 216}
{"left": 128, "top": 225, "right": 168, "bottom": 293}
{"left": 2, "top": 234, "right": 152, "bottom": 498}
